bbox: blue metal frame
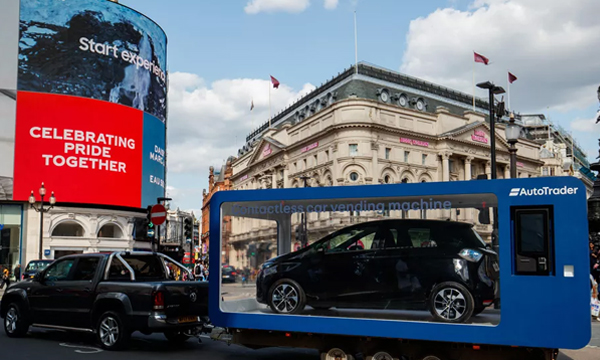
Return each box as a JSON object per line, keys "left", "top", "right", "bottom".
{"left": 209, "top": 177, "right": 590, "bottom": 349}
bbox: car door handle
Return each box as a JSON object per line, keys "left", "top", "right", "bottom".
{"left": 55, "top": 288, "right": 63, "bottom": 293}
{"left": 84, "top": 288, "right": 92, "bottom": 293}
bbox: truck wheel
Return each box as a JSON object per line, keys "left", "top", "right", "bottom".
{"left": 164, "top": 330, "right": 190, "bottom": 344}
{"left": 268, "top": 279, "right": 306, "bottom": 314}
{"left": 3, "top": 302, "right": 29, "bottom": 338}
{"left": 96, "top": 311, "right": 130, "bottom": 350}
{"left": 428, "top": 282, "right": 474, "bottom": 323}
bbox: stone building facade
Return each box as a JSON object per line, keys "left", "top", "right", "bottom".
{"left": 201, "top": 160, "right": 233, "bottom": 263}
{"left": 224, "top": 63, "right": 544, "bottom": 270}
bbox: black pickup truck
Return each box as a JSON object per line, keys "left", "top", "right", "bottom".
{"left": 0, "top": 252, "right": 209, "bottom": 350}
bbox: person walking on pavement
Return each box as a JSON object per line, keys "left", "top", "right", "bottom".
{"left": 1, "top": 266, "right": 10, "bottom": 289}
{"left": 14, "top": 264, "right": 21, "bottom": 282}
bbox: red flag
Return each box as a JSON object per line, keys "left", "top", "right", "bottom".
{"left": 270, "top": 75, "right": 280, "bottom": 89}
{"left": 473, "top": 52, "right": 489, "bottom": 65}
{"left": 508, "top": 72, "right": 517, "bottom": 84}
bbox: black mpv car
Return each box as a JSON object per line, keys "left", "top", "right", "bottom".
{"left": 256, "top": 219, "right": 498, "bottom": 323}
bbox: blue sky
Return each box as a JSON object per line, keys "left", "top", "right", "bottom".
{"left": 121, "top": 0, "right": 600, "bottom": 215}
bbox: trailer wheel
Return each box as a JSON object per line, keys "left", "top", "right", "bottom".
{"left": 322, "top": 347, "right": 353, "bottom": 360}
{"left": 268, "top": 279, "right": 306, "bottom": 314}
{"left": 428, "top": 282, "right": 474, "bottom": 323}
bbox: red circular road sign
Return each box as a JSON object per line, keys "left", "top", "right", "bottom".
{"left": 150, "top": 204, "right": 167, "bottom": 225}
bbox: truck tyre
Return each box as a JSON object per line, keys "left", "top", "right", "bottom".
{"left": 164, "top": 330, "right": 190, "bottom": 344}
{"left": 268, "top": 279, "right": 306, "bottom": 314}
{"left": 428, "top": 282, "right": 474, "bottom": 323}
{"left": 96, "top": 311, "right": 130, "bottom": 350}
{"left": 3, "top": 302, "right": 29, "bottom": 338}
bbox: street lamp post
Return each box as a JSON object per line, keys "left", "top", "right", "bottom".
{"left": 476, "top": 81, "right": 506, "bottom": 180}
{"left": 505, "top": 112, "right": 522, "bottom": 178}
{"left": 28, "top": 183, "right": 56, "bottom": 260}
{"left": 588, "top": 86, "right": 600, "bottom": 247}
{"left": 297, "top": 175, "right": 311, "bottom": 247}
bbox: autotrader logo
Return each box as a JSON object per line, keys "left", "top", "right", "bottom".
{"left": 509, "top": 186, "right": 578, "bottom": 196}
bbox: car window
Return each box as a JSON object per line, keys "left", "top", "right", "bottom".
{"left": 44, "top": 259, "right": 75, "bottom": 281}
{"left": 408, "top": 228, "right": 437, "bottom": 248}
{"left": 72, "top": 257, "right": 100, "bottom": 281}
{"left": 26, "top": 261, "right": 51, "bottom": 272}
{"left": 107, "top": 258, "right": 131, "bottom": 281}
{"left": 121, "top": 255, "right": 166, "bottom": 281}
{"left": 326, "top": 226, "right": 379, "bottom": 253}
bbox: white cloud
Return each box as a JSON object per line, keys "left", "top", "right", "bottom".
{"left": 244, "top": 0, "right": 310, "bottom": 14}
{"left": 400, "top": 0, "right": 600, "bottom": 113}
{"left": 324, "top": 0, "right": 339, "bottom": 10}
{"left": 571, "top": 116, "right": 599, "bottom": 132}
{"left": 167, "top": 72, "right": 315, "bottom": 175}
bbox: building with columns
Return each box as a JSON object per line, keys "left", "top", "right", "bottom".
{"left": 224, "top": 63, "right": 544, "bottom": 270}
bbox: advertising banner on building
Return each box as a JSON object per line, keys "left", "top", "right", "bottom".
{"left": 6, "top": 0, "right": 167, "bottom": 208}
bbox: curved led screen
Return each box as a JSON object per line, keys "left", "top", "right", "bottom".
{"left": 11, "top": 0, "right": 167, "bottom": 208}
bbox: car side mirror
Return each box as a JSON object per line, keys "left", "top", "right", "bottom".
{"left": 33, "top": 272, "right": 43, "bottom": 283}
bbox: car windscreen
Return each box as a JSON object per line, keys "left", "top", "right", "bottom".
{"left": 120, "top": 255, "right": 166, "bottom": 281}
{"left": 25, "top": 261, "right": 52, "bottom": 272}
{"left": 223, "top": 267, "right": 236, "bottom": 274}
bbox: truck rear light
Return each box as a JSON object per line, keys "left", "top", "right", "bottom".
{"left": 482, "top": 300, "right": 494, "bottom": 306}
{"left": 153, "top": 291, "right": 165, "bottom": 310}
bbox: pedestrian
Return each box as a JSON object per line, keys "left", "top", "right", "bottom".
{"left": 1, "top": 266, "right": 10, "bottom": 289}
{"left": 14, "top": 264, "right": 21, "bottom": 282}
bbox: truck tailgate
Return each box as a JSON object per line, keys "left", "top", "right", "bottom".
{"left": 161, "top": 281, "right": 209, "bottom": 319}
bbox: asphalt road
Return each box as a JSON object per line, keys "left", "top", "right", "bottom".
{"left": 0, "top": 324, "right": 597, "bottom": 360}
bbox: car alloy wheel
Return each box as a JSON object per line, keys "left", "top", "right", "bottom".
{"left": 272, "top": 283, "right": 299, "bottom": 313}
{"left": 99, "top": 316, "right": 120, "bottom": 347}
{"left": 5, "top": 307, "right": 18, "bottom": 334}
{"left": 433, "top": 288, "right": 467, "bottom": 320}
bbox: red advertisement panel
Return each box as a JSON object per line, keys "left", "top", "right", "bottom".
{"left": 13, "top": 91, "right": 144, "bottom": 207}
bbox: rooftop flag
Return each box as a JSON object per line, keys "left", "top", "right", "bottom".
{"left": 474, "top": 52, "right": 489, "bottom": 65}
{"left": 270, "top": 75, "right": 280, "bottom": 89}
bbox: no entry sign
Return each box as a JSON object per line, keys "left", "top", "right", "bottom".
{"left": 150, "top": 204, "right": 167, "bottom": 225}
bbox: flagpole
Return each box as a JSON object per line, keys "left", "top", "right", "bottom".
{"left": 507, "top": 70, "right": 511, "bottom": 112}
{"left": 472, "top": 60, "right": 475, "bottom": 112}
{"left": 269, "top": 80, "right": 272, "bottom": 128}
{"left": 354, "top": 11, "right": 358, "bottom": 74}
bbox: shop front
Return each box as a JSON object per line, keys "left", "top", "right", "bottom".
{"left": 0, "top": 204, "right": 23, "bottom": 278}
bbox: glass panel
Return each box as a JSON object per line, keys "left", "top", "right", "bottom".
{"left": 219, "top": 192, "right": 500, "bottom": 326}
{"left": 519, "top": 213, "right": 545, "bottom": 253}
{"left": 44, "top": 259, "right": 75, "bottom": 281}
{"left": 72, "top": 257, "right": 100, "bottom": 281}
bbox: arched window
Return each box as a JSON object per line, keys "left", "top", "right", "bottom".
{"left": 401, "top": 178, "right": 409, "bottom": 183}
{"left": 384, "top": 175, "right": 392, "bottom": 184}
{"left": 52, "top": 222, "right": 84, "bottom": 237}
{"left": 349, "top": 172, "right": 359, "bottom": 182}
{"left": 98, "top": 223, "right": 123, "bottom": 238}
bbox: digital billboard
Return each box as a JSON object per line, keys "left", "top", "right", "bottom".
{"left": 9, "top": 0, "right": 167, "bottom": 208}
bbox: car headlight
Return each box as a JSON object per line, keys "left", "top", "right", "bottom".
{"left": 459, "top": 248, "right": 483, "bottom": 263}
{"left": 262, "top": 264, "right": 277, "bottom": 276}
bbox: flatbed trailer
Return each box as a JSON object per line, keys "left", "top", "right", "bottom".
{"left": 206, "top": 178, "right": 591, "bottom": 360}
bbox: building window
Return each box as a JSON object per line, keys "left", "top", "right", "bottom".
{"left": 385, "top": 148, "right": 391, "bottom": 160}
{"left": 384, "top": 175, "right": 392, "bottom": 184}
{"left": 98, "top": 223, "right": 123, "bottom": 238}
{"left": 303, "top": 159, "right": 307, "bottom": 170}
{"left": 325, "top": 150, "right": 330, "bottom": 162}
{"left": 404, "top": 151, "right": 410, "bottom": 163}
{"left": 349, "top": 172, "right": 359, "bottom": 182}
{"left": 313, "top": 154, "right": 318, "bottom": 167}
{"left": 550, "top": 167, "right": 555, "bottom": 176}
{"left": 293, "top": 162, "right": 297, "bottom": 172}
{"left": 280, "top": 169, "right": 284, "bottom": 180}
{"left": 422, "top": 154, "right": 427, "bottom": 165}
{"left": 401, "top": 178, "right": 409, "bottom": 183}
{"left": 449, "top": 160, "right": 455, "bottom": 173}
{"left": 542, "top": 167, "right": 548, "bottom": 176}
{"left": 349, "top": 144, "right": 358, "bottom": 156}
{"left": 52, "top": 222, "right": 84, "bottom": 237}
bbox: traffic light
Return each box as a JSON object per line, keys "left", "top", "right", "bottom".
{"left": 184, "top": 217, "right": 193, "bottom": 240}
{"left": 146, "top": 205, "right": 152, "bottom": 224}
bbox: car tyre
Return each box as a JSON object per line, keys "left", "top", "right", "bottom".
{"left": 96, "top": 311, "right": 130, "bottom": 350}
{"left": 3, "top": 302, "right": 29, "bottom": 338}
{"left": 268, "top": 279, "right": 306, "bottom": 315}
{"left": 428, "top": 282, "right": 474, "bottom": 323}
{"left": 164, "top": 330, "right": 191, "bottom": 344}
